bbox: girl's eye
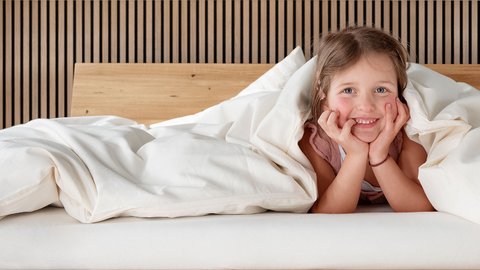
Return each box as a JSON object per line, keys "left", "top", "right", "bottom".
{"left": 375, "top": 87, "right": 387, "bottom": 93}
{"left": 342, "top": 88, "right": 353, "bottom": 94}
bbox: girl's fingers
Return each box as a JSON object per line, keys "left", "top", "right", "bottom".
{"left": 317, "top": 110, "right": 330, "bottom": 127}
{"left": 383, "top": 103, "right": 394, "bottom": 132}
{"left": 326, "top": 111, "right": 338, "bottom": 128}
{"left": 318, "top": 110, "right": 341, "bottom": 138}
{"left": 318, "top": 110, "right": 334, "bottom": 135}
{"left": 341, "top": 119, "right": 356, "bottom": 138}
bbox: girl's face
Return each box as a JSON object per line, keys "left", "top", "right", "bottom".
{"left": 323, "top": 53, "right": 399, "bottom": 143}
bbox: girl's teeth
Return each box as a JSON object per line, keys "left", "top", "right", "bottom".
{"left": 356, "top": 119, "right": 376, "bottom": 124}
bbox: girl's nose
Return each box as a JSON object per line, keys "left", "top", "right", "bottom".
{"left": 357, "top": 94, "right": 375, "bottom": 112}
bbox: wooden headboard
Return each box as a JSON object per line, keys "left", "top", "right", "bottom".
{"left": 72, "top": 64, "right": 480, "bottom": 125}
{"left": 72, "top": 64, "right": 273, "bottom": 125}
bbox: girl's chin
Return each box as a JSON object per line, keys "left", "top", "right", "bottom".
{"left": 352, "top": 131, "right": 379, "bottom": 143}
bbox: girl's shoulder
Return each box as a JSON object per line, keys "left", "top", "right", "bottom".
{"left": 399, "top": 129, "right": 427, "bottom": 157}
{"left": 397, "top": 129, "right": 428, "bottom": 181}
{"left": 303, "top": 121, "right": 342, "bottom": 174}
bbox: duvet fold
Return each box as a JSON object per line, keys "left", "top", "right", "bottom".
{"left": 0, "top": 48, "right": 317, "bottom": 223}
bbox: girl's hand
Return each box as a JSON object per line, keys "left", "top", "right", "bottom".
{"left": 369, "top": 98, "right": 409, "bottom": 164}
{"left": 318, "top": 110, "right": 369, "bottom": 157}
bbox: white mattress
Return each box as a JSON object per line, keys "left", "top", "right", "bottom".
{"left": 1, "top": 205, "right": 480, "bottom": 269}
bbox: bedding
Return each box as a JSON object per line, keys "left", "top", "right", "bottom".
{"left": 1, "top": 47, "right": 480, "bottom": 227}
{"left": 405, "top": 64, "right": 480, "bottom": 224}
{"left": 0, "top": 48, "right": 315, "bottom": 223}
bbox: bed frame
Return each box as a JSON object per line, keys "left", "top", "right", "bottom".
{"left": 71, "top": 63, "right": 480, "bottom": 124}
{"left": 2, "top": 63, "right": 480, "bottom": 270}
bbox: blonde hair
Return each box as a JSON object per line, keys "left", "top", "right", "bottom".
{"left": 311, "top": 26, "right": 409, "bottom": 123}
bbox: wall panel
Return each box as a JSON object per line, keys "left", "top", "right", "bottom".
{"left": 1, "top": 0, "right": 479, "bottom": 129}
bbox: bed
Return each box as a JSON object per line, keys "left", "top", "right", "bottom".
{"left": 1, "top": 48, "right": 480, "bottom": 269}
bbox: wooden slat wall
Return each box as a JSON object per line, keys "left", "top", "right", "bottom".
{"left": 1, "top": 0, "right": 479, "bottom": 129}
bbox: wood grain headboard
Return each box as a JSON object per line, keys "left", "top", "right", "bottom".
{"left": 72, "top": 64, "right": 480, "bottom": 125}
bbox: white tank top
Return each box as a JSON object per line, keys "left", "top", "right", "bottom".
{"left": 338, "top": 146, "right": 385, "bottom": 202}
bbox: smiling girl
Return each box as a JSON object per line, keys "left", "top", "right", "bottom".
{"left": 299, "top": 26, "right": 434, "bottom": 213}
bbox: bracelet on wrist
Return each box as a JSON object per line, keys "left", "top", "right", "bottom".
{"left": 369, "top": 155, "right": 390, "bottom": 167}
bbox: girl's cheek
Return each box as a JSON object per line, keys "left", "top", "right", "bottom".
{"left": 335, "top": 99, "right": 351, "bottom": 127}
{"left": 336, "top": 107, "right": 350, "bottom": 128}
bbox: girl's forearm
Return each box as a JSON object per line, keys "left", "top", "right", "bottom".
{"left": 311, "top": 154, "right": 367, "bottom": 214}
{"left": 372, "top": 157, "right": 433, "bottom": 212}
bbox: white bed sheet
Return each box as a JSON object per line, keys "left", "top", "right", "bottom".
{"left": 1, "top": 205, "right": 480, "bottom": 270}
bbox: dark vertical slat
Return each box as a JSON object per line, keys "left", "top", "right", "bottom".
{"left": 57, "top": 0, "right": 65, "bottom": 117}
{"left": 24, "top": 0, "right": 31, "bottom": 121}
{"left": 66, "top": 0, "right": 73, "bottom": 116}
{"left": 4, "top": 1, "right": 11, "bottom": 128}
{"left": 20, "top": 0, "right": 27, "bottom": 123}
{"left": 48, "top": 0, "right": 56, "bottom": 118}
{"left": 39, "top": 0, "right": 47, "bottom": 119}
{"left": 14, "top": 0, "right": 21, "bottom": 124}
{"left": 0, "top": 2, "right": 7, "bottom": 127}
{"left": 0, "top": 1, "right": 4, "bottom": 129}
{"left": 137, "top": 0, "right": 144, "bottom": 63}
{"left": 473, "top": 0, "right": 478, "bottom": 64}
{"left": 30, "top": 0, "right": 38, "bottom": 121}
{"left": 45, "top": 0, "right": 50, "bottom": 118}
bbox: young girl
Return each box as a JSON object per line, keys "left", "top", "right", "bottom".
{"left": 299, "top": 26, "right": 434, "bottom": 213}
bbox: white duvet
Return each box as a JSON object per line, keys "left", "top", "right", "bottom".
{"left": 1, "top": 48, "right": 479, "bottom": 224}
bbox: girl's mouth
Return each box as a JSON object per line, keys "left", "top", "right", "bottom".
{"left": 354, "top": 118, "right": 378, "bottom": 127}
